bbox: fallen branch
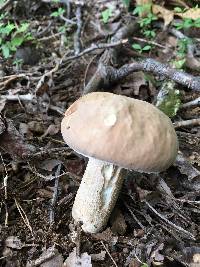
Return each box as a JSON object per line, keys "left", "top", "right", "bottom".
{"left": 174, "top": 118, "right": 200, "bottom": 128}
{"left": 84, "top": 58, "right": 200, "bottom": 94}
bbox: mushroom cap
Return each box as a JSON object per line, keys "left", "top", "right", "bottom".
{"left": 61, "top": 92, "right": 178, "bottom": 172}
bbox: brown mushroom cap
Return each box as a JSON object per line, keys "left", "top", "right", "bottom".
{"left": 61, "top": 92, "right": 178, "bottom": 172}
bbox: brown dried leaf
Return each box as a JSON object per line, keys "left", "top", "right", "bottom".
{"left": 92, "top": 228, "right": 118, "bottom": 246}
{"left": 63, "top": 248, "right": 92, "bottom": 267}
{"left": 152, "top": 5, "right": 174, "bottom": 26}
{"left": 176, "top": 8, "right": 200, "bottom": 20}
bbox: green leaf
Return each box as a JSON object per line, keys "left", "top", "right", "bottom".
{"left": 174, "top": 7, "right": 183, "bottom": 13}
{"left": 141, "top": 264, "right": 148, "bottom": 267}
{"left": 133, "top": 4, "right": 151, "bottom": 16}
{"left": 51, "top": 7, "right": 65, "bottom": 17}
{"left": 11, "top": 36, "right": 24, "bottom": 47}
{"left": 142, "top": 45, "right": 151, "bottom": 51}
{"left": 132, "top": 43, "right": 141, "bottom": 50}
{"left": 0, "top": 22, "right": 15, "bottom": 35}
{"left": 24, "top": 32, "right": 33, "bottom": 41}
{"left": 101, "top": 7, "right": 112, "bottom": 24}
{"left": 1, "top": 44, "right": 10, "bottom": 58}
{"left": 156, "top": 81, "right": 181, "bottom": 118}
{"left": 16, "top": 22, "right": 29, "bottom": 33}
{"left": 173, "top": 58, "right": 186, "bottom": 69}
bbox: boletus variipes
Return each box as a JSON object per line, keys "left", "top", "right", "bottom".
{"left": 61, "top": 92, "right": 178, "bottom": 233}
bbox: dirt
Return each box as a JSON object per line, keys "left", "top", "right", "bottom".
{"left": 0, "top": 1, "right": 200, "bottom": 267}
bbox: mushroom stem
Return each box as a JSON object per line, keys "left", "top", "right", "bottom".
{"left": 72, "top": 157, "right": 127, "bottom": 233}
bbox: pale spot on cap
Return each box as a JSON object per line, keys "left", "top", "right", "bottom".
{"left": 104, "top": 114, "right": 117, "bottom": 126}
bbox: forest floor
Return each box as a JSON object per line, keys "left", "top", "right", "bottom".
{"left": 0, "top": 1, "right": 200, "bottom": 266}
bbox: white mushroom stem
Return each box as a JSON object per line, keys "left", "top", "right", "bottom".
{"left": 72, "top": 157, "right": 127, "bottom": 233}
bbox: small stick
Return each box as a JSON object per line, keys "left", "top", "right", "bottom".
{"left": 74, "top": 4, "right": 83, "bottom": 55}
{"left": 14, "top": 198, "right": 34, "bottom": 236}
{"left": 145, "top": 200, "right": 195, "bottom": 240}
{"left": 0, "top": 153, "right": 8, "bottom": 199}
{"left": 132, "top": 36, "right": 169, "bottom": 50}
{"left": 101, "top": 241, "right": 118, "bottom": 267}
{"left": 124, "top": 202, "right": 145, "bottom": 229}
{"left": 181, "top": 97, "right": 200, "bottom": 108}
{"left": 49, "top": 164, "right": 62, "bottom": 223}
{"left": 173, "top": 118, "right": 200, "bottom": 128}
{"left": 63, "top": 39, "right": 128, "bottom": 63}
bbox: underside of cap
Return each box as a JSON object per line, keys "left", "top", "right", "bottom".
{"left": 61, "top": 92, "right": 178, "bottom": 172}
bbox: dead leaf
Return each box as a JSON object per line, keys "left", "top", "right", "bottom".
{"left": 40, "top": 253, "right": 63, "bottom": 267}
{"left": 152, "top": 5, "right": 174, "bottom": 26}
{"left": 40, "top": 124, "right": 60, "bottom": 139}
{"left": 176, "top": 8, "right": 200, "bottom": 20}
{"left": 40, "top": 159, "right": 63, "bottom": 172}
{"left": 90, "top": 250, "right": 106, "bottom": 261}
{"left": 128, "top": 258, "right": 141, "bottom": 267}
{"left": 110, "top": 208, "right": 127, "bottom": 235}
{"left": 26, "top": 246, "right": 63, "bottom": 267}
{"left": 5, "top": 236, "right": 24, "bottom": 249}
{"left": 63, "top": 248, "right": 92, "bottom": 267}
{"left": 182, "top": 246, "right": 200, "bottom": 265}
{"left": 92, "top": 228, "right": 118, "bottom": 246}
{"left": 175, "top": 153, "right": 200, "bottom": 181}
{"left": 28, "top": 121, "right": 45, "bottom": 134}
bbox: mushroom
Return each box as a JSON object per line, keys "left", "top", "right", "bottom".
{"left": 61, "top": 92, "right": 178, "bottom": 233}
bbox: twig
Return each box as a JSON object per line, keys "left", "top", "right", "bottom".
{"left": 59, "top": 15, "right": 76, "bottom": 25}
{"left": 173, "top": 118, "right": 200, "bottom": 128}
{"left": 0, "top": 93, "right": 33, "bottom": 101}
{"left": 63, "top": 39, "right": 128, "bottom": 63}
{"left": 132, "top": 36, "right": 169, "bottom": 49}
{"left": 34, "top": 21, "right": 53, "bottom": 38}
{"left": 0, "top": 153, "right": 8, "bottom": 200}
{"left": 101, "top": 241, "right": 118, "bottom": 267}
{"left": 144, "top": 200, "right": 195, "bottom": 240}
{"left": 124, "top": 202, "right": 145, "bottom": 229}
{"left": 49, "top": 164, "right": 61, "bottom": 223}
{"left": 0, "top": 93, "right": 65, "bottom": 114}
{"left": 0, "top": 0, "right": 12, "bottom": 12}
{"left": 74, "top": 4, "right": 83, "bottom": 55}
{"left": 38, "top": 32, "right": 62, "bottom": 42}
{"left": 14, "top": 198, "right": 33, "bottom": 236}
{"left": 28, "top": 163, "right": 80, "bottom": 182}
{"left": 181, "top": 97, "right": 200, "bottom": 108}
{"left": 84, "top": 21, "right": 139, "bottom": 94}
